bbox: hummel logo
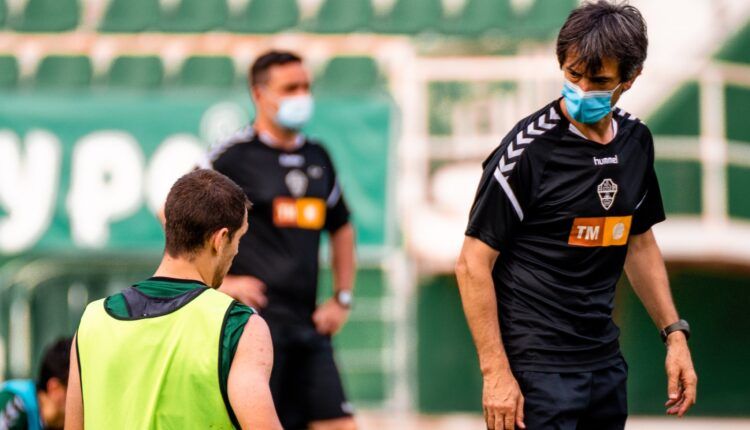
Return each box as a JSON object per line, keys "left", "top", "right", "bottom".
{"left": 593, "top": 155, "right": 618, "bottom": 166}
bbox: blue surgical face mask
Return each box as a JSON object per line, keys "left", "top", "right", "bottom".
{"left": 274, "top": 94, "right": 314, "bottom": 130}
{"left": 562, "top": 79, "right": 621, "bottom": 124}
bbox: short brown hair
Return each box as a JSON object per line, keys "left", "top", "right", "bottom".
{"left": 557, "top": 1, "right": 648, "bottom": 81}
{"left": 249, "top": 50, "right": 302, "bottom": 87}
{"left": 164, "top": 169, "right": 250, "bottom": 257}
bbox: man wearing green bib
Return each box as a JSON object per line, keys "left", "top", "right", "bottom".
{"left": 64, "top": 169, "right": 282, "bottom": 430}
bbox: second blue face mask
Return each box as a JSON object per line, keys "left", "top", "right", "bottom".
{"left": 562, "top": 79, "right": 621, "bottom": 124}
{"left": 275, "top": 95, "right": 314, "bottom": 131}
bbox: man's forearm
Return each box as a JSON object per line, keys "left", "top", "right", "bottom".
{"left": 625, "top": 230, "right": 679, "bottom": 329}
{"left": 331, "top": 223, "right": 356, "bottom": 293}
{"left": 456, "top": 254, "right": 511, "bottom": 375}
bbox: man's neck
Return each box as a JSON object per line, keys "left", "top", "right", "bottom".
{"left": 560, "top": 100, "right": 615, "bottom": 145}
{"left": 153, "top": 254, "right": 212, "bottom": 287}
{"left": 37, "top": 391, "right": 62, "bottom": 428}
{"left": 253, "top": 116, "right": 300, "bottom": 152}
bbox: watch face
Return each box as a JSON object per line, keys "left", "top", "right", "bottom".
{"left": 337, "top": 291, "right": 353, "bottom": 306}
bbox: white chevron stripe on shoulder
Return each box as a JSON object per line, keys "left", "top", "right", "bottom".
{"left": 203, "top": 126, "right": 254, "bottom": 167}
{"left": 499, "top": 156, "right": 516, "bottom": 173}
{"left": 536, "top": 115, "right": 555, "bottom": 130}
{"left": 496, "top": 106, "right": 561, "bottom": 181}
{"left": 549, "top": 108, "right": 561, "bottom": 121}
{"left": 493, "top": 166, "right": 524, "bottom": 221}
{"left": 614, "top": 108, "right": 639, "bottom": 122}
{"left": 516, "top": 131, "right": 533, "bottom": 145}
{"left": 526, "top": 122, "right": 544, "bottom": 136}
{"left": 507, "top": 141, "right": 524, "bottom": 158}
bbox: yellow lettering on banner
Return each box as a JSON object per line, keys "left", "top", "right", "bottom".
{"left": 569, "top": 216, "right": 632, "bottom": 247}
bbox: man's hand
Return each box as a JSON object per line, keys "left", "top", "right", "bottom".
{"left": 483, "top": 369, "right": 525, "bottom": 430}
{"left": 664, "top": 332, "right": 698, "bottom": 417}
{"left": 312, "top": 298, "right": 350, "bottom": 335}
{"left": 220, "top": 275, "right": 268, "bottom": 309}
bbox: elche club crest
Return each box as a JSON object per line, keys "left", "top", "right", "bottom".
{"left": 597, "top": 178, "right": 618, "bottom": 210}
{"left": 285, "top": 169, "right": 308, "bottom": 198}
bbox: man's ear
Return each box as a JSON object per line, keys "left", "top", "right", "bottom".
{"left": 46, "top": 377, "right": 64, "bottom": 396}
{"left": 622, "top": 66, "right": 643, "bottom": 92}
{"left": 251, "top": 85, "right": 263, "bottom": 104}
{"left": 210, "top": 228, "right": 230, "bottom": 254}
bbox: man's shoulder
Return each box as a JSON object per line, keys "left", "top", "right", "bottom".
{"left": 612, "top": 106, "right": 654, "bottom": 154}
{"left": 201, "top": 127, "right": 257, "bottom": 168}
{"left": 302, "top": 136, "right": 332, "bottom": 157}
{"left": 484, "top": 101, "right": 563, "bottom": 172}
{"left": 613, "top": 107, "right": 651, "bottom": 137}
{"left": 0, "top": 390, "right": 29, "bottom": 430}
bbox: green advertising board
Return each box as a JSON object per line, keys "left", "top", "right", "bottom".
{"left": 0, "top": 89, "right": 393, "bottom": 254}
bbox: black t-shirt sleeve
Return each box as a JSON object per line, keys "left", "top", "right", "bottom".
{"left": 631, "top": 130, "right": 666, "bottom": 235}
{"left": 465, "top": 140, "right": 536, "bottom": 253}
{"left": 209, "top": 150, "right": 232, "bottom": 176}
{"left": 320, "top": 148, "right": 351, "bottom": 233}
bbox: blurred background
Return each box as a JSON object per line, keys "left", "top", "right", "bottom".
{"left": 0, "top": 0, "right": 749, "bottom": 428}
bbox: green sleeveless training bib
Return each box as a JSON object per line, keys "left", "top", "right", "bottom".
{"left": 77, "top": 287, "right": 236, "bottom": 429}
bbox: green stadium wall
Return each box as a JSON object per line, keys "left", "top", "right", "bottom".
{"left": 416, "top": 270, "right": 750, "bottom": 416}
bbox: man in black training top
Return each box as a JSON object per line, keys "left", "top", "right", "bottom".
{"left": 201, "top": 51, "right": 357, "bottom": 430}
{"left": 456, "top": 2, "right": 698, "bottom": 430}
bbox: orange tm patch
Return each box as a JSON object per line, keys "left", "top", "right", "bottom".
{"left": 568, "top": 216, "right": 632, "bottom": 247}
{"left": 273, "top": 197, "right": 326, "bottom": 230}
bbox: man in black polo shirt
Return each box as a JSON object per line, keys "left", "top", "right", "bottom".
{"left": 201, "top": 51, "right": 357, "bottom": 430}
{"left": 455, "top": 2, "right": 698, "bottom": 429}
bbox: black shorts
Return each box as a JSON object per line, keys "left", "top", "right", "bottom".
{"left": 513, "top": 359, "right": 628, "bottom": 430}
{"left": 267, "top": 320, "right": 353, "bottom": 429}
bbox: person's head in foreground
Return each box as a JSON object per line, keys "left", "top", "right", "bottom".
{"left": 66, "top": 170, "right": 281, "bottom": 430}
{"left": 0, "top": 337, "right": 72, "bottom": 430}
{"left": 557, "top": 0, "right": 647, "bottom": 125}
{"left": 36, "top": 338, "right": 72, "bottom": 430}
{"left": 163, "top": 168, "right": 251, "bottom": 287}
{"left": 249, "top": 50, "right": 313, "bottom": 134}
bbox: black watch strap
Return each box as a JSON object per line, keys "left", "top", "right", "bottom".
{"left": 660, "top": 319, "right": 691, "bottom": 343}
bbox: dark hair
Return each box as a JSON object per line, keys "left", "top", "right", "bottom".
{"left": 37, "top": 337, "right": 72, "bottom": 391}
{"left": 249, "top": 50, "right": 302, "bottom": 87}
{"left": 556, "top": 0, "right": 648, "bottom": 81}
{"left": 164, "top": 169, "right": 251, "bottom": 258}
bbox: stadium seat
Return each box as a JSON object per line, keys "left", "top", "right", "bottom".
{"left": 654, "top": 160, "right": 702, "bottom": 214}
{"left": 100, "top": 0, "right": 160, "bottom": 32}
{"left": 316, "top": 56, "right": 385, "bottom": 94}
{"left": 729, "top": 165, "right": 750, "bottom": 219}
{"left": 371, "top": 0, "right": 443, "bottom": 35}
{"left": 510, "top": 0, "right": 577, "bottom": 39}
{"left": 35, "top": 55, "right": 92, "bottom": 88}
{"left": 441, "top": 0, "right": 513, "bottom": 36}
{"left": 647, "top": 82, "right": 700, "bottom": 136}
{"left": 227, "top": 0, "right": 299, "bottom": 33}
{"left": 160, "top": 0, "right": 227, "bottom": 33}
{"left": 108, "top": 56, "right": 164, "bottom": 89}
{"left": 14, "top": 0, "right": 79, "bottom": 32}
{"left": 716, "top": 23, "right": 750, "bottom": 64}
{"left": 307, "top": 0, "right": 373, "bottom": 33}
{"left": 726, "top": 84, "right": 750, "bottom": 143}
{"left": 0, "top": 56, "right": 18, "bottom": 88}
{"left": 178, "top": 56, "right": 236, "bottom": 87}
{"left": 0, "top": 0, "right": 6, "bottom": 28}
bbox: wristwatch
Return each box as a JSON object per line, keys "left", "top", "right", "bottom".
{"left": 334, "top": 290, "right": 353, "bottom": 309}
{"left": 660, "top": 319, "right": 691, "bottom": 343}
